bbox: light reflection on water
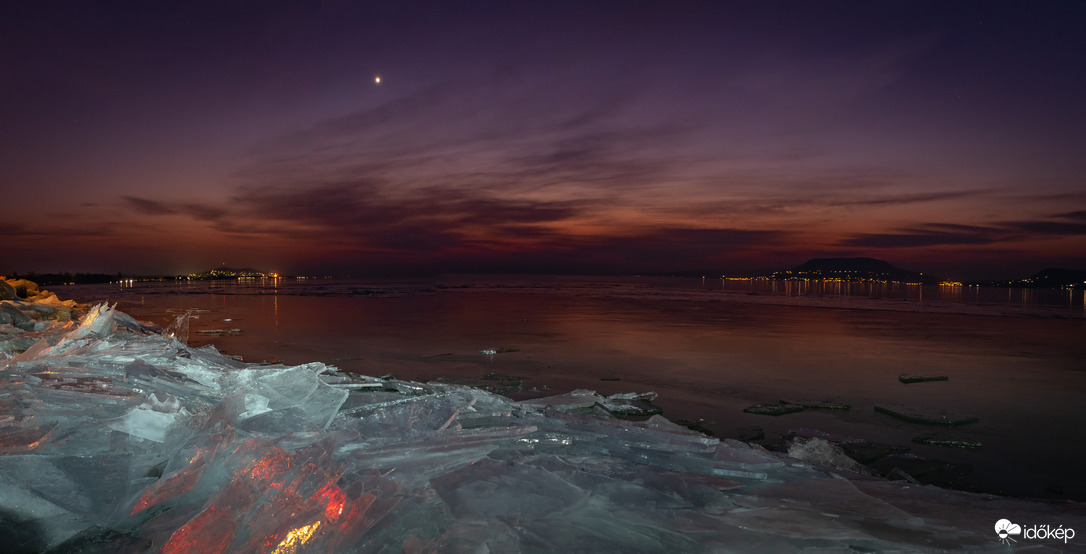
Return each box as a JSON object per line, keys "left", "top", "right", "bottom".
{"left": 74, "top": 275, "right": 1086, "bottom": 317}
{"left": 55, "top": 276, "right": 1086, "bottom": 501}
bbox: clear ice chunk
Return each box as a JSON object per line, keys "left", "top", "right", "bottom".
{"left": 162, "top": 312, "right": 191, "bottom": 344}
{"left": 230, "top": 364, "right": 348, "bottom": 432}
{"left": 105, "top": 393, "right": 189, "bottom": 443}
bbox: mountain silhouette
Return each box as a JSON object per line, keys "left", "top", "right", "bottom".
{"left": 777, "top": 257, "right": 937, "bottom": 284}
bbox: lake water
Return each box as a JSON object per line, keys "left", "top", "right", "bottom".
{"left": 55, "top": 275, "right": 1086, "bottom": 501}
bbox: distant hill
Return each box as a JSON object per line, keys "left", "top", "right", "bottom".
{"left": 773, "top": 257, "right": 938, "bottom": 284}
{"left": 187, "top": 267, "right": 270, "bottom": 279}
{"left": 1005, "top": 268, "right": 1086, "bottom": 289}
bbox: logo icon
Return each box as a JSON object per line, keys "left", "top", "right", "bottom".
{"left": 995, "top": 519, "right": 1022, "bottom": 545}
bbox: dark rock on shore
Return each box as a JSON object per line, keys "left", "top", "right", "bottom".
{"left": 4, "top": 278, "right": 39, "bottom": 298}
{"left": 0, "top": 303, "right": 36, "bottom": 331}
{"left": 0, "top": 279, "right": 17, "bottom": 300}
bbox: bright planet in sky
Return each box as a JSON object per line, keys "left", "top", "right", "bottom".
{"left": 374, "top": 75, "right": 381, "bottom": 84}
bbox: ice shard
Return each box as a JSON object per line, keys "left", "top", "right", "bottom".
{"left": 162, "top": 312, "right": 191, "bottom": 344}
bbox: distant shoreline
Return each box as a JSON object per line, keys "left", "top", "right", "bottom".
{"left": 52, "top": 275, "right": 1086, "bottom": 321}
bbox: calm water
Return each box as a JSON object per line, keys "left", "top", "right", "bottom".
{"left": 55, "top": 276, "right": 1086, "bottom": 501}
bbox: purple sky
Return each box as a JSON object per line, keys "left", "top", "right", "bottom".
{"left": 2, "top": 1, "right": 1084, "bottom": 280}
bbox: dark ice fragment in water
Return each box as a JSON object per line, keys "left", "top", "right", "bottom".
{"left": 744, "top": 400, "right": 849, "bottom": 416}
{"left": 913, "top": 434, "right": 982, "bottom": 449}
{"left": 780, "top": 399, "right": 851, "bottom": 410}
{"left": 743, "top": 403, "right": 803, "bottom": 416}
{"left": 899, "top": 374, "right": 949, "bottom": 384}
{"left": 874, "top": 403, "right": 979, "bottom": 425}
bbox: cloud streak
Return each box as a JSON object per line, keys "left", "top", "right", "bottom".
{"left": 840, "top": 212, "right": 1086, "bottom": 250}
{"left": 123, "top": 196, "right": 176, "bottom": 216}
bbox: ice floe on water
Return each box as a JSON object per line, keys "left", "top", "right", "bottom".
{"left": 1, "top": 287, "right": 1085, "bottom": 552}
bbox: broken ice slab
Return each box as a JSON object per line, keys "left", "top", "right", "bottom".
{"left": 429, "top": 373, "right": 527, "bottom": 396}
{"left": 787, "top": 437, "right": 865, "bottom": 474}
{"left": 105, "top": 393, "right": 190, "bottom": 443}
{"left": 381, "top": 379, "right": 431, "bottom": 396}
{"left": 338, "top": 425, "right": 541, "bottom": 487}
{"left": 874, "top": 403, "right": 979, "bottom": 425}
{"left": 194, "top": 328, "right": 243, "bottom": 337}
{"left": 743, "top": 402, "right": 803, "bottom": 416}
{"left": 11, "top": 338, "right": 52, "bottom": 362}
{"left": 230, "top": 364, "right": 348, "bottom": 432}
{"left": 34, "top": 524, "right": 152, "bottom": 553}
{"left": 326, "top": 381, "right": 384, "bottom": 390}
{"left": 427, "top": 458, "right": 723, "bottom": 553}
{"left": 0, "top": 477, "right": 96, "bottom": 551}
{"left": 0, "top": 423, "right": 59, "bottom": 454}
{"left": 713, "top": 439, "right": 785, "bottom": 478}
{"left": 780, "top": 399, "right": 850, "bottom": 410}
{"left": 781, "top": 430, "right": 905, "bottom": 466}
{"left": 838, "top": 442, "right": 909, "bottom": 465}
{"left": 0, "top": 452, "right": 136, "bottom": 522}
{"left": 519, "top": 389, "right": 663, "bottom": 417}
{"left": 162, "top": 312, "right": 190, "bottom": 344}
{"left": 898, "top": 373, "right": 949, "bottom": 384}
{"left": 913, "top": 434, "right": 983, "bottom": 449}
{"left": 479, "top": 348, "right": 518, "bottom": 355}
{"left": 520, "top": 389, "right": 604, "bottom": 411}
{"left": 599, "top": 391, "right": 662, "bottom": 416}
{"left": 742, "top": 399, "right": 850, "bottom": 418}
{"left": 788, "top": 428, "right": 863, "bottom": 444}
{"left": 53, "top": 303, "right": 117, "bottom": 344}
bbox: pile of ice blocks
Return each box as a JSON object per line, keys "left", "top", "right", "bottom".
{"left": 1, "top": 299, "right": 1083, "bottom": 552}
